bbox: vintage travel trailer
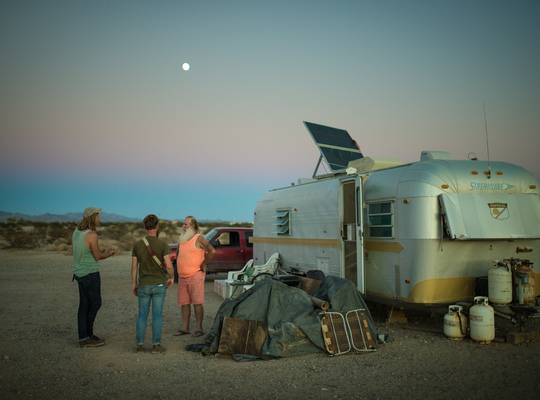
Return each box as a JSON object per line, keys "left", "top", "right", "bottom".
{"left": 252, "top": 122, "right": 540, "bottom": 308}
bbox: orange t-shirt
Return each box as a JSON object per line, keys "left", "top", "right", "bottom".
{"left": 177, "top": 234, "right": 205, "bottom": 278}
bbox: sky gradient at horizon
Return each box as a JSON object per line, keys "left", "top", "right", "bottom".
{"left": 1, "top": 1, "right": 539, "bottom": 222}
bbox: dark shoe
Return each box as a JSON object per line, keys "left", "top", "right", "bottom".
{"left": 91, "top": 335, "right": 104, "bottom": 343}
{"left": 152, "top": 344, "right": 166, "bottom": 354}
{"left": 174, "top": 330, "right": 190, "bottom": 336}
{"left": 79, "top": 337, "right": 105, "bottom": 348}
{"left": 136, "top": 345, "right": 144, "bottom": 353}
{"left": 192, "top": 330, "right": 205, "bottom": 337}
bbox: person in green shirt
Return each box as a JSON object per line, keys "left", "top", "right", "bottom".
{"left": 131, "top": 214, "right": 174, "bottom": 353}
{"left": 72, "top": 207, "right": 117, "bottom": 347}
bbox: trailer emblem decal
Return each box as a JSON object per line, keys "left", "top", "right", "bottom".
{"left": 488, "top": 202, "right": 509, "bottom": 220}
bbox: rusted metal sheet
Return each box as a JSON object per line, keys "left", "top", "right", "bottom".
{"left": 218, "top": 317, "right": 268, "bottom": 357}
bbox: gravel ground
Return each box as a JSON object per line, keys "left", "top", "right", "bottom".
{"left": 1, "top": 249, "right": 539, "bottom": 400}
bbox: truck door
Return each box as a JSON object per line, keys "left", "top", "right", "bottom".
{"left": 210, "top": 230, "right": 243, "bottom": 272}
{"left": 243, "top": 230, "right": 254, "bottom": 264}
{"left": 356, "top": 176, "right": 365, "bottom": 293}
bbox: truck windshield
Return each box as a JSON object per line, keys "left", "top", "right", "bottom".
{"left": 205, "top": 229, "right": 219, "bottom": 242}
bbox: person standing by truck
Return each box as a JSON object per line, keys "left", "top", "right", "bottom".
{"left": 72, "top": 207, "right": 117, "bottom": 347}
{"left": 131, "top": 214, "right": 174, "bottom": 354}
{"left": 175, "top": 216, "right": 215, "bottom": 337}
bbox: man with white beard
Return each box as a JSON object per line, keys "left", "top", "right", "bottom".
{"left": 174, "top": 216, "right": 215, "bottom": 337}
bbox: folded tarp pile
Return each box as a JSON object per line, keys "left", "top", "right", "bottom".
{"left": 197, "top": 275, "right": 378, "bottom": 360}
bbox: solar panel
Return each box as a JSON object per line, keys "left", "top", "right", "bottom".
{"left": 303, "top": 121, "right": 363, "bottom": 173}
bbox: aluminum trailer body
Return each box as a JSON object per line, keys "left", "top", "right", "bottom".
{"left": 252, "top": 152, "right": 540, "bottom": 307}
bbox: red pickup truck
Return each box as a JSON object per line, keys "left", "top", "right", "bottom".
{"left": 170, "top": 227, "right": 253, "bottom": 275}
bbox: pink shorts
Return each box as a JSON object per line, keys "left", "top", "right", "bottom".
{"left": 177, "top": 271, "right": 205, "bottom": 306}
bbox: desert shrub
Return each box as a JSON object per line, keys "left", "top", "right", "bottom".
{"left": 117, "top": 237, "right": 138, "bottom": 252}
{"left": 202, "top": 221, "right": 253, "bottom": 230}
{"left": 45, "top": 238, "right": 73, "bottom": 254}
{"left": 100, "top": 222, "right": 135, "bottom": 241}
{"left": 0, "top": 219, "right": 251, "bottom": 251}
{"left": 159, "top": 221, "right": 179, "bottom": 243}
{"left": 47, "top": 223, "right": 76, "bottom": 244}
{"left": 0, "top": 221, "right": 77, "bottom": 250}
{"left": 6, "top": 229, "right": 45, "bottom": 249}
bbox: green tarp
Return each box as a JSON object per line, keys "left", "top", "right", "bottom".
{"left": 201, "top": 276, "right": 378, "bottom": 360}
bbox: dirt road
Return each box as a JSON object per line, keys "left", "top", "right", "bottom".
{"left": 1, "top": 250, "right": 539, "bottom": 399}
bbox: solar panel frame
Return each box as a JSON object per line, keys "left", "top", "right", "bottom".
{"left": 303, "top": 121, "right": 363, "bottom": 172}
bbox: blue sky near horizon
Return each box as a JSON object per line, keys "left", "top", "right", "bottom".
{"left": 1, "top": 1, "right": 539, "bottom": 222}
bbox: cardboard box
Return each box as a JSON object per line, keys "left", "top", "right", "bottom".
{"left": 214, "top": 279, "right": 227, "bottom": 298}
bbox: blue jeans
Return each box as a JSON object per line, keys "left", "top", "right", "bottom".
{"left": 136, "top": 284, "right": 167, "bottom": 345}
{"left": 75, "top": 272, "right": 102, "bottom": 341}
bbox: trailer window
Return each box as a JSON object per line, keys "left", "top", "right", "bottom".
{"left": 368, "top": 202, "right": 393, "bottom": 238}
{"left": 273, "top": 210, "right": 290, "bottom": 235}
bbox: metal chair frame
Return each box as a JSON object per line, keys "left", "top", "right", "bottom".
{"left": 323, "top": 309, "right": 376, "bottom": 355}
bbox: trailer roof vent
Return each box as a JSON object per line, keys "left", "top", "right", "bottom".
{"left": 348, "top": 156, "right": 402, "bottom": 172}
{"left": 273, "top": 210, "right": 290, "bottom": 235}
{"left": 420, "top": 151, "right": 454, "bottom": 161}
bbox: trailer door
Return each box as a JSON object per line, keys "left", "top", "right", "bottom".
{"left": 356, "top": 176, "right": 365, "bottom": 293}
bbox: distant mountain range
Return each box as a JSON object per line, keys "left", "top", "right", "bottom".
{"left": 0, "top": 211, "right": 141, "bottom": 223}
{"left": 0, "top": 211, "right": 229, "bottom": 224}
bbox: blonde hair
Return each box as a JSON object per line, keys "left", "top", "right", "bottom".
{"left": 77, "top": 214, "right": 98, "bottom": 231}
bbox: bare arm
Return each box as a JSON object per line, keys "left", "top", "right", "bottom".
{"left": 131, "top": 256, "right": 139, "bottom": 296}
{"left": 86, "top": 231, "right": 117, "bottom": 260}
{"left": 196, "top": 235, "right": 215, "bottom": 273}
{"left": 163, "top": 254, "right": 174, "bottom": 288}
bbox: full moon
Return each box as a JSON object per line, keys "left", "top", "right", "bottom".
{"left": 182, "top": 63, "right": 190, "bottom": 71}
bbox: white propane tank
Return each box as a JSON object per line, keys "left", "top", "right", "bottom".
{"left": 444, "top": 305, "right": 468, "bottom": 340}
{"left": 488, "top": 260, "right": 512, "bottom": 305}
{"left": 469, "top": 296, "right": 495, "bottom": 344}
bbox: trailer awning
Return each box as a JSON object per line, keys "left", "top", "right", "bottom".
{"left": 440, "top": 193, "right": 540, "bottom": 240}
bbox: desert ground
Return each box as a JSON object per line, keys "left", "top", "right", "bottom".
{"left": 1, "top": 249, "right": 539, "bottom": 400}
